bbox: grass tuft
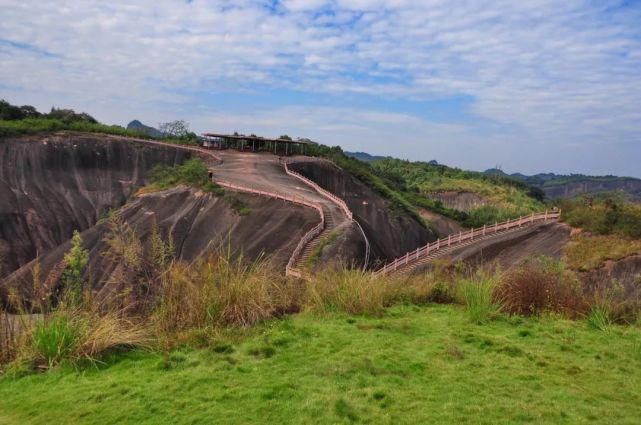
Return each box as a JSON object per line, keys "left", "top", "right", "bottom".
{"left": 458, "top": 271, "right": 502, "bottom": 324}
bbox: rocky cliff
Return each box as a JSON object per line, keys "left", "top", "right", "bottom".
{"left": 287, "top": 158, "right": 435, "bottom": 265}
{"left": 0, "top": 133, "right": 191, "bottom": 278}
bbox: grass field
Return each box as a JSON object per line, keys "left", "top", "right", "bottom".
{"left": 1, "top": 304, "right": 640, "bottom": 425}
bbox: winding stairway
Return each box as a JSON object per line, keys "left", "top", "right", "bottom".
{"left": 103, "top": 135, "right": 556, "bottom": 280}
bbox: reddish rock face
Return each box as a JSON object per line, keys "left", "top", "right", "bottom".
{"left": 287, "top": 159, "right": 435, "bottom": 264}
{"left": 0, "top": 134, "right": 320, "bottom": 309}
{"left": 0, "top": 133, "right": 191, "bottom": 278}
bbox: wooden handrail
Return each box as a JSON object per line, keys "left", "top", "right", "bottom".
{"left": 281, "top": 158, "right": 372, "bottom": 270}
{"left": 282, "top": 160, "right": 353, "bottom": 220}
{"left": 376, "top": 210, "right": 561, "bottom": 275}
{"left": 215, "top": 180, "right": 325, "bottom": 279}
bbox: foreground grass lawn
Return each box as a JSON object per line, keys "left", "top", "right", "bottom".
{"left": 1, "top": 304, "right": 640, "bottom": 424}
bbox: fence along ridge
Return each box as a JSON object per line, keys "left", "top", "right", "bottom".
{"left": 376, "top": 210, "right": 561, "bottom": 275}
{"left": 282, "top": 158, "right": 372, "bottom": 270}
{"left": 214, "top": 180, "right": 324, "bottom": 279}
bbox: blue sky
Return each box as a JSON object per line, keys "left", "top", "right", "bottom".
{"left": 1, "top": 0, "right": 640, "bottom": 176}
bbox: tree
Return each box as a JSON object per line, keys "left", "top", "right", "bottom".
{"left": 46, "top": 107, "right": 97, "bottom": 123}
{"left": 279, "top": 134, "right": 292, "bottom": 140}
{"left": 0, "top": 99, "right": 26, "bottom": 120}
{"left": 158, "top": 120, "right": 190, "bottom": 138}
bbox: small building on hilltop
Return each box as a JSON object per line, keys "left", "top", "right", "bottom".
{"left": 201, "top": 132, "right": 313, "bottom": 155}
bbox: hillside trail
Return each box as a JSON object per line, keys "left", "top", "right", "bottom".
{"left": 210, "top": 151, "right": 349, "bottom": 265}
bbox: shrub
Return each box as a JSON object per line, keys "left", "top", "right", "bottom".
{"left": 497, "top": 257, "right": 586, "bottom": 318}
{"left": 62, "top": 230, "right": 89, "bottom": 305}
{"left": 561, "top": 197, "right": 641, "bottom": 238}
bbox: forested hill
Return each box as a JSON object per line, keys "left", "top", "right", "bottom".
{"left": 485, "top": 168, "right": 641, "bottom": 201}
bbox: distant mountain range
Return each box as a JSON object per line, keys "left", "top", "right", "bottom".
{"left": 345, "top": 151, "right": 439, "bottom": 165}
{"left": 127, "top": 120, "right": 163, "bottom": 138}
{"left": 484, "top": 168, "right": 641, "bottom": 200}
{"left": 346, "top": 150, "right": 641, "bottom": 201}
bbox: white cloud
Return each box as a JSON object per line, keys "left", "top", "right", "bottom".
{"left": 0, "top": 0, "right": 640, "bottom": 176}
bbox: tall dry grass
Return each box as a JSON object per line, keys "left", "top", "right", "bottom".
{"left": 305, "top": 267, "right": 435, "bottom": 316}
{"left": 153, "top": 251, "right": 296, "bottom": 341}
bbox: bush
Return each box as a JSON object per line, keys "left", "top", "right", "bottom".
{"left": 62, "top": 230, "right": 89, "bottom": 305}
{"left": 496, "top": 257, "right": 586, "bottom": 318}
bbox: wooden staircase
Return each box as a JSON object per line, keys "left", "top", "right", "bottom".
{"left": 298, "top": 205, "right": 336, "bottom": 265}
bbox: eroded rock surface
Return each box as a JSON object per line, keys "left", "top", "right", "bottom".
{"left": 0, "top": 133, "right": 190, "bottom": 277}
{"left": 287, "top": 158, "right": 435, "bottom": 266}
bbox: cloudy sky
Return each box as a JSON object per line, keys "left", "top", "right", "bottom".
{"left": 1, "top": 0, "right": 640, "bottom": 176}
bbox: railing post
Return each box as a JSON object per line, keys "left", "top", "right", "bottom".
{"left": 544, "top": 210, "right": 548, "bottom": 221}
{"left": 458, "top": 231, "right": 462, "bottom": 243}
{"left": 437, "top": 239, "right": 440, "bottom": 249}
{"left": 495, "top": 222, "right": 498, "bottom": 233}
{"left": 416, "top": 247, "right": 420, "bottom": 259}
{"left": 405, "top": 252, "right": 409, "bottom": 265}
{"left": 448, "top": 234, "right": 451, "bottom": 246}
{"left": 531, "top": 212, "right": 534, "bottom": 223}
{"left": 471, "top": 227, "right": 474, "bottom": 240}
{"left": 483, "top": 224, "right": 486, "bottom": 236}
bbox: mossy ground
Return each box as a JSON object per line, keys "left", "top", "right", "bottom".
{"left": 1, "top": 304, "right": 640, "bottom": 424}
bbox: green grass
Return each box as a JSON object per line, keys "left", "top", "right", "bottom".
{"left": 142, "top": 158, "right": 224, "bottom": 196}
{"left": 31, "top": 314, "right": 81, "bottom": 368}
{"left": 459, "top": 272, "right": 502, "bottom": 324}
{"left": 2, "top": 304, "right": 640, "bottom": 424}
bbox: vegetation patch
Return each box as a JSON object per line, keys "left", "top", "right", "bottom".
{"left": 565, "top": 233, "right": 641, "bottom": 271}
{"left": 142, "top": 158, "right": 224, "bottom": 196}
{"left": 560, "top": 196, "right": 641, "bottom": 238}
{"left": 224, "top": 194, "right": 252, "bottom": 216}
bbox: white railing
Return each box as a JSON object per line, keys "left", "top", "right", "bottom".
{"left": 214, "top": 180, "right": 324, "bottom": 279}
{"left": 375, "top": 210, "right": 561, "bottom": 275}
{"left": 282, "top": 160, "right": 353, "bottom": 220}
{"left": 281, "top": 158, "right": 372, "bottom": 270}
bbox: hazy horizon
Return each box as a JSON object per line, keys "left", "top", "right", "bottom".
{"left": 2, "top": 1, "right": 640, "bottom": 177}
